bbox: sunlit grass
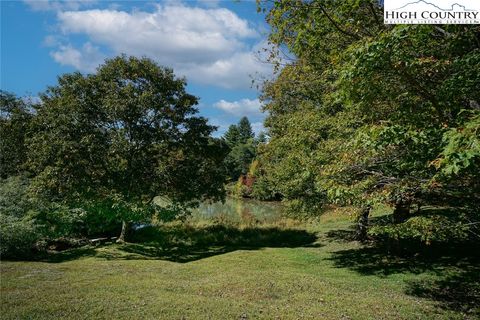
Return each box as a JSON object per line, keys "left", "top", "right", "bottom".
{"left": 1, "top": 206, "right": 477, "bottom": 319}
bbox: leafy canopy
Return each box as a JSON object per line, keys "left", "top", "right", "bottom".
{"left": 27, "top": 56, "right": 228, "bottom": 221}
{"left": 257, "top": 0, "right": 480, "bottom": 219}
{"left": 0, "top": 91, "right": 34, "bottom": 179}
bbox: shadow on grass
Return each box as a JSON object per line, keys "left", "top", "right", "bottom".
{"left": 328, "top": 239, "right": 480, "bottom": 316}
{"left": 320, "top": 206, "right": 480, "bottom": 315}
{"left": 324, "top": 228, "right": 356, "bottom": 242}
{"left": 41, "top": 224, "right": 318, "bottom": 263}
{"left": 405, "top": 265, "right": 480, "bottom": 316}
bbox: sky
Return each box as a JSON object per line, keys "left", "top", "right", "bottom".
{"left": 1, "top": 0, "right": 273, "bottom": 136}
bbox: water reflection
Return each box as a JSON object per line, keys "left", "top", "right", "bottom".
{"left": 191, "top": 197, "right": 284, "bottom": 224}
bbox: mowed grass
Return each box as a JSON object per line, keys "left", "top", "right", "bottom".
{"left": 1, "top": 207, "right": 478, "bottom": 319}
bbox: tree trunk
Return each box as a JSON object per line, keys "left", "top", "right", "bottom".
{"left": 356, "top": 205, "right": 371, "bottom": 242}
{"left": 392, "top": 202, "right": 410, "bottom": 223}
{"left": 117, "top": 220, "right": 129, "bottom": 243}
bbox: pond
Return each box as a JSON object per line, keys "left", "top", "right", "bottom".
{"left": 190, "top": 197, "right": 284, "bottom": 224}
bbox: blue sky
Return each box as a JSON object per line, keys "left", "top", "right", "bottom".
{"left": 1, "top": 0, "right": 272, "bottom": 136}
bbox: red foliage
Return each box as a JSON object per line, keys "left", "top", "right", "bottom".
{"left": 239, "top": 174, "right": 255, "bottom": 187}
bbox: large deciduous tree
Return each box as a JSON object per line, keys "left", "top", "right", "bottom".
{"left": 0, "top": 91, "right": 34, "bottom": 179}
{"left": 257, "top": 0, "right": 479, "bottom": 230}
{"left": 27, "top": 56, "right": 228, "bottom": 241}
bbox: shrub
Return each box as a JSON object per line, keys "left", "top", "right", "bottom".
{"left": 234, "top": 176, "right": 251, "bottom": 198}
{"left": 369, "top": 215, "right": 473, "bottom": 246}
{"left": 0, "top": 176, "right": 41, "bottom": 258}
{"left": 251, "top": 175, "right": 280, "bottom": 201}
{"left": 0, "top": 214, "right": 41, "bottom": 259}
{"left": 1, "top": 176, "right": 91, "bottom": 257}
{"left": 0, "top": 175, "right": 32, "bottom": 217}
{"left": 32, "top": 205, "right": 88, "bottom": 238}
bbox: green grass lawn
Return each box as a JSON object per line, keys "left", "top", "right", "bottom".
{"left": 1, "top": 208, "right": 478, "bottom": 319}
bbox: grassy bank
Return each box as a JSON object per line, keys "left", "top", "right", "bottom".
{"left": 1, "top": 207, "right": 478, "bottom": 319}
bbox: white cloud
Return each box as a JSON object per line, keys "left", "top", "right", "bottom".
{"left": 51, "top": 42, "right": 105, "bottom": 73}
{"left": 208, "top": 98, "right": 266, "bottom": 137}
{"left": 251, "top": 121, "right": 265, "bottom": 135}
{"left": 214, "top": 98, "right": 263, "bottom": 118}
{"left": 57, "top": 6, "right": 252, "bottom": 64}
{"left": 208, "top": 118, "right": 231, "bottom": 137}
{"left": 183, "top": 51, "right": 269, "bottom": 89}
{"left": 46, "top": 4, "right": 271, "bottom": 89}
{"left": 24, "top": 0, "right": 96, "bottom": 12}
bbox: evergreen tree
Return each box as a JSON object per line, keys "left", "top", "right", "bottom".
{"left": 223, "top": 117, "right": 256, "bottom": 181}
{"left": 238, "top": 116, "right": 254, "bottom": 144}
{"left": 256, "top": 131, "right": 267, "bottom": 145}
{"left": 224, "top": 124, "right": 240, "bottom": 148}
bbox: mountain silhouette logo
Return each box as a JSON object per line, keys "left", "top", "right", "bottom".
{"left": 384, "top": 0, "right": 480, "bottom": 24}
{"left": 394, "top": 0, "right": 475, "bottom": 11}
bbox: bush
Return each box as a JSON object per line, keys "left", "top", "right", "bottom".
{"left": 369, "top": 215, "right": 473, "bottom": 246}
{"left": 66, "top": 200, "right": 120, "bottom": 237}
{"left": 234, "top": 176, "right": 251, "bottom": 198}
{"left": 32, "top": 205, "right": 88, "bottom": 238}
{"left": 0, "top": 214, "right": 42, "bottom": 259}
{"left": 251, "top": 175, "right": 281, "bottom": 201}
{"left": 0, "top": 175, "right": 32, "bottom": 217}
{"left": 1, "top": 176, "right": 91, "bottom": 257}
{"left": 0, "top": 176, "right": 41, "bottom": 258}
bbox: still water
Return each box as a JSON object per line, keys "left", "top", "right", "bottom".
{"left": 191, "top": 197, "right": 284, "bottom": 224}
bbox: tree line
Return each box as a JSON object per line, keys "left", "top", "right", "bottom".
{"left": 1, "top": 1, "right": 479, "bottom": 257}
{"left": 248, "top": 0, "right": 479, "bottom": 243}
{"left": 1, "top": 56, "right": 229, "bottom": 257}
